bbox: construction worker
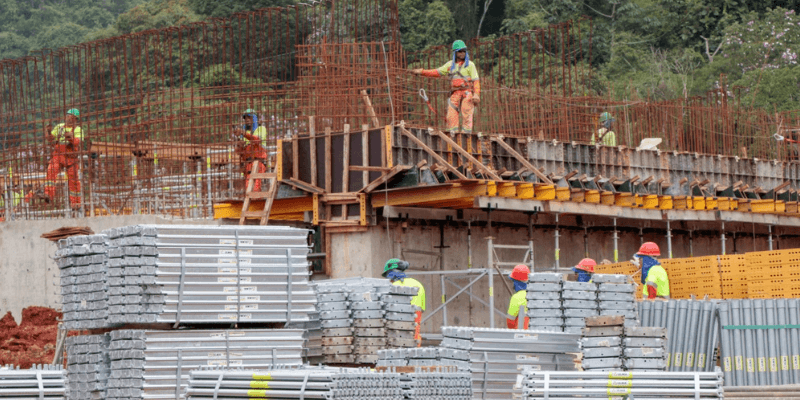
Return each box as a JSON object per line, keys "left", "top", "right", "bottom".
{"left": 27, "top": 109, "right": 83, "bottom": 208}
{"left": 573, "top": 258, "right": 596, "bottom": 282}
{"left": 632, "top": 242, "right": 670, "bottom": 299}
{"left": 382, "top": 258, "right": 426, "bottom": 343}
{"left": 591, "top": 112, "right": 617, "bottom": 146}
{"left": 232, "top": 109, "right": 268, "bottom": 191}
{"left": 507, "top": 264, "right": 530, "bottom": 329}
{"left": 412, "top": 40, "right": 481, "bottom": 134}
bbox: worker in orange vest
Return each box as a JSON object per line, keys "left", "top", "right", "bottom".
{"left": 507, "top": 264, "right": 530, "bottom": 329}
{"left": 26, "top": 109, "right": 84, "bottom": 208}
{"left": 232, "top": 109, "right": 269, "bottom": 191}
{"left": 412, "top": 40, "right": 481, "bottom": 134}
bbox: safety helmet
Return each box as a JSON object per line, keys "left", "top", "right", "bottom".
{"left": 510, "top": 264, "right": 530, "bottom": 282}
{"left": 598, "top": 112, "right": 614, "bottom": 123}
{"left": 66, "top": 108, "right": 80, "bottom": 118}
{"left": 637, "top": 242, "right": 661, "bottom": 257}
{"left": 243, "top": 108, "right": 256, "bottom": 116}
{"left": 382, "top": 258, "right": 410, "bottom": 277}
{"left": 574, "top": 258, "right": 597, "bottom": 273}
{"left": 452, "top": 40, "right": 467, "bottom": 52}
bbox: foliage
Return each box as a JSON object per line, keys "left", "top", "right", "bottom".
{"left": 186, "top": 0, "right": 296, "bottom": 18}
{"left": 399, "top": 0, "right": 457, "bottom": 53}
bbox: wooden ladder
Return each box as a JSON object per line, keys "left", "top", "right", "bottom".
{"left": 239, "top": 163, "right": 278, "bottom": 225}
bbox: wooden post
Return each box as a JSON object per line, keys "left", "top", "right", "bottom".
{"left": 325, "top": 127, "right": 332, "bottom": 192}
{"left": 361, "top": 90, "right": 381, "bottom": 128}
{"left": 362, "top": 124, "right": 369, "bottom": 188}
{"left": 310, "top": 117, "right": 317, "bottom": 186}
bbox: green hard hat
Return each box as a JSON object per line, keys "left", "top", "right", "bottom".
{"left": 67, "top": 108, "right": 80, "bottom": 117}
{"left": 599, "top": 112, "right": 614, "bottom": 123}
{"left": 382, "top": 258, "right": 409, "bottom": 277}
{"left": 243, "top": 108, "right": 256, "bottom": 115}
{"left": 452, "top": 40, "right": 467, "bottom": 51}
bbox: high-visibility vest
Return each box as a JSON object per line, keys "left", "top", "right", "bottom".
{"left": 642, "top": 264, "right": 670, "bottom": 297}
{"left": 508, "top": 289, "right": 528, "bottom": 318}
{"left": 393, "top": 277, "right": 425, "bottom": 311}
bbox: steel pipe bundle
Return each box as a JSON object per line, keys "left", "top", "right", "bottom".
{"left": 185, "top": 366, "right": 404, "bottom": 400}
{"left": 402, "top": 367, "right": 473, "bottom": 400}
{"left": 638, "top": 299, "right": 719, "bottom": 372}
{"left": 441, "top": 327, "right": 580, "bottom": 400}
{"left": 65, "top": 334, "right": 108, "bottom": 400}
{"left": 718, "top": 299, "right": 800, "bottom": 386}
{"left": 0, "top": 365, "right": 66, "bottom": 399}
{"left": 518, "top": 369, "right": 724, "bottom": 399}
{"left": 56, "top": 235, "right": 109, "bottom": 330}
{"left": 376, "top": 347, "right": 470, "bottom": 370}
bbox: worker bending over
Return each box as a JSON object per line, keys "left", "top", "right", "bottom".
{"left": 412, "top": 40, "right": 481, "bottom": 134}
{"left": 632, "top": 242, "right": 670, "bottom": 299}
{"left": 26, "top": 108, "right": 84, "bottom": 208}
{"left": 383, "top": 258, "right": 426, "bottom": 344}
{"left": 232, "top": 109, "right": 269, "bottom": 191}
{"left": 573, "top": 258, "right": 596, "bottom": 282}
{"left": 507, "top": 264, "right": 530, "bottom": 329}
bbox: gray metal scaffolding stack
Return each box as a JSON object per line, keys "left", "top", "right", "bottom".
{"left": 104, "top": 329, "right": 305, "bottom": 400}
{"left": 317, "top": 285, "right": 355, "bottom": 364}
{"left": 376, "top": 347, "right": 470, "bottom": 370}
{"left": 0, "top": 365, "right": 66, "bottom": 399}
{"left": 638, "top": 299, "right": 719, "bottom": 372}
{"left": 518, "top": 369, "right": 724, "bottom": 399}
{"left": 382, "top": 285, "right": 420, "bottom": 349}
{"left": 441, "top": 327, "right": 580, "bottom": 400}
{"left": 402, "top": 367, "right": 473, "bottom": 400}
{"left": 623, "top": 326, "right": 668, "bottom": 371}
{"left": 185, "top": 366, "right": 404, "bottom": 400}
{"left": 594, "top": 274, "right": 639, "bottom": 326}
{"left": 562, "top": 281, "right": 598, "bottom": 335}
{"left": 56, "top": 235, "right": 109, "bottom": 330}
{"left": 580, "top": 317, "right": 624, "bottom": 371}
{"left": 65, "top": 334, "right": 109, "bottom": 400}
{"left": 718, "top": 298, "right": 800, "bottom": 386}
{"left": 526, "top": 273, "right": 564, "bottom": 333}
{"left": 101, "top": 225, "right": 316, "bottom": 325}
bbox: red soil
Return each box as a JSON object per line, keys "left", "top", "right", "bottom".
{"left": 0, "top": 307, "right": 61, "bottom": 368}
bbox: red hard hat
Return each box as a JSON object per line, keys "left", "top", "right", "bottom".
{"left": 637, "top": 242, "right": 661, "bottom": 256}
{"left": 575, "top": 258, "right": 596, "bottom": 273}
{"left": 510, "top": 264, "right": 530, "bottom": 281}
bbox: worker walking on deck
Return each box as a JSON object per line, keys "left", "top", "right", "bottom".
{"left": 507, "top": 264, "right": 530, "bottom": 329}
{"left": 233, "top": 109, "right": 269, "bottom": 191}
{"left": 591, "top": 112, "right": 617, "bottom": 146}
{"left": 412, "top": 40, "right": 481, "bottom": 134}
{"left": 632, "top": 242, "right": 670, "bottom": 299}
{"left": 383, "top": 258, "right": 426, "bottom": 344}
{"left": 26, "top": 108, "right": 84, "bottom": 208}
{"left": 573, "top": 258, "right": 596, "bottom": 283}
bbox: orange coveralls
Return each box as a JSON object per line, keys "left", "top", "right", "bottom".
{"left": 43, "top": 123, "right": 83, "bottom": 205}
{"left": 237, "top": 127, "right": 269, "bottom": 191}
{"left": 420, "top": 60, "right": 481, "bottom": 133}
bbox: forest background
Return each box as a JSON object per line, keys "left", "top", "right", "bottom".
{"left": 1, "top": 0, "right": 799, "bottom": 110}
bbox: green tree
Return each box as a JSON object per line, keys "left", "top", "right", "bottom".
{"left": 400, "top": 0, "right": 457, "bottom": 53}
{"left": 187, "top": 0, "right": 296, "bottom": 18}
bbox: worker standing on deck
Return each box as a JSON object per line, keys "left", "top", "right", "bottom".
{"left": 26, "top": 108, "right": 84, "bottom": 208}
{"left": 573, "top": 258, "right": 596, "bottom": 283}
{"left": 412, "top": 40, "right": 481, "bottom": 134}
{"left": 507, "top": 264, "right": 530, "bottom": 329}
{"left": 383, "top": 258, "right": 426, "bottom": 344}
{"left": 232, "top": 109, "right": 269, "bottom": 191}
{"left": 591, "top": 112, "right": 617, "bottom": 146}
{"left": 632, "top": 242, "right": 670, "bottom": 299}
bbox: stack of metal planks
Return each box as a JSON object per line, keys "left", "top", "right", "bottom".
{"left": 580, "top": 317, "right": 624, "bottom": 371}
{"left": 562, "top": 280, "right": 599, "bottom": 334}
{"left": 317, "top": 284, "right": 355, "bottom": 364}
{"left": 376, "top": 347, "right": 470, "bottom": 370}
{"left": 441, "top": 327, "right": 580, "bottom": 399}
{"left": 65, "top": 334, "right": 109, "bottom": 400}
{"left": 0, "top": 365, "right": 66, "bottom": 400}
{"left": 56, "top": 235, "right": 109, "bottom": 330}
{"left": 623, "top": 326, "right": 668, "bottom": 371}
{"left": 381, "top": 285, "right": 420, "bottom": 348}
{"left": 526, "top": 273, "right": 565, "bottom": 332}
{"left": 594, "top": 274, "right": 639, "bottom": 326}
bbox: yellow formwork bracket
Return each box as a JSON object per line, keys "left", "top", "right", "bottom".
{"left": 615, "top": 193, "right": 636, "bottom": 207}
{"left": 642, "top": 195, "right": 659, "bottom": 209}
{"left": 585, "top": 190, "right": 601, "bottom": 203}
{"left": 570, "top": 189, "right": 586, "bottom": 203}
{"left": 534, "top": 185, "right": 555, "bottom": 200}
{"left": 555, "top": 187, "right": 570, "bottom": 201}
{"left": 600, "top": 191, "right": 615, "bottom": 205}
{"left": 516, "top": 183, "right": 534, "bottom": 199}
{"left": 692, "top": 196, "right": 706, "bottom": 210}
{"left": 658, "top": 195, "right": 673, "bottom": 210}
{"left": 497, "top": 182, "right": 517, "bottom": 198}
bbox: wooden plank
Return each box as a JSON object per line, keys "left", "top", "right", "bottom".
{"left": 239, "top": 162, "right": 260, "bottom": 225}
{"left": 361, "top": 164, "right": 412, "bottom": 193}
{"left": 350, "top": 166, "right": 391, "bottom": 172}
{"left": 342, "top": 124, "right": 350, "bottom": 218}
{"left": 325, "top": 127, "right": 332, "bottom": 192}
{"left": 292, "top": 139, "right": 299, "bottom": 180}
{"left": 282, "top": 178, "right": 325, "bottom": 194}
{"left": 362, "top": 124, "right": 369, "bottom": 188}
{"left": 360, "top": 90, "right": 381, "bottom": 128}
{"left": 433, "top": 130, "right": 502, "bottom": 180}
{"left": 310, "top": 117, "right": 317, "bottom": 186}
{"left": 398, "top": 126, "right": 467, "bottom": 179}
{"left": 491, "top": 135, "right": 553, "bottom": 184}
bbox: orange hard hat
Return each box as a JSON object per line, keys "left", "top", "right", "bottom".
{"left": 575, "top": 258, "right": 596, "bottom": 272}
{"left": 637, "top": 242, "right": 661, "bottom": 256}
{"left": 510, "top": 264, "right": 530, "bottom": 281}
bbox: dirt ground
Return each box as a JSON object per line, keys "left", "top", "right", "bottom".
{"left": 0, "top": 306, "right": 61, "bottom": 368}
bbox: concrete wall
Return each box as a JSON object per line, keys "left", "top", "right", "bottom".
{"left": 328, "top": 222, "right": 800, "bottom": 335}
{"left": 0, "top": 215, "right": 221, "bottom": 321}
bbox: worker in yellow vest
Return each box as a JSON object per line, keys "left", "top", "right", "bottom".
{"left": 507, "top": 264, "right": 530, "bottom": 329}
{"left": 383, "top": 258, "right": 426, "bottom": 343}
{"left": 631, "top": 242, "right": 670, "bottom": 299}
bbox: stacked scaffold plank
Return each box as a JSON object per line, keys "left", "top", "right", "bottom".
{"left": 376, "top": 347, "right": 470, "bottom": 370}
{"left": 441, "top": 327, "right": 580, "bottom": 399}
{"left": 623, "top": 326, "right": 668, "bottom": 371}
{"left": 562, "top": 280, "right": 599, "bottom": 334}
{"left": 638, "top": 299, "right": 719, "bottom": 372}
{"left": 65, "top": 334, "right": 108, "bottom": 400}
{"left": 101, "top": 225, "right": 316, "bottom": 325}
{"left": 518, "top": 369, "right": 724, "bottom": 399}
{"left": 56, "top": 235, "right": 109, "bottom": 330}
{"left": 594, "top": 274, "right": 639, "bottom": 326}
{"left": 0, "top": 365, "right": 66, "bottom": 399}
{"left": 580, "top": 316, "right": 624, "bottom": 371}
{"left": 401, "top": 366, "right": 472, "bottom": 400}
{"left": 526, "top": 273, "right": 565, "bottom": 332}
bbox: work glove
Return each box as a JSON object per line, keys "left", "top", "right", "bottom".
{"left": 647, "top": 285, "right": 657, "bottom": 300}
{"left": 412, "top": 68, "right": 423, "bottom": 75}
{"left": 630, "top": 257, "right": 640, "bottom": 267}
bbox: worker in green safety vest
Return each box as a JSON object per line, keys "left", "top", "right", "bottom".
{"left": 631, "top": 242, "right": 670, "bottom": 299}
{"left": 507, "top": 264, "right": 530, "bottom": 329}
{"left": 383, "top": 258, "right": 426, "bottom": 343}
